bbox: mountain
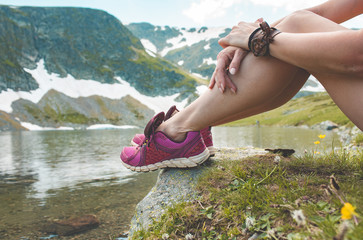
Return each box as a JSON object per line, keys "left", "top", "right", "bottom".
{"left": 126, "top": 22, "right": 326, "bottom": 97}
{"left": 0, "top": 6, "right": 199, "bottom": 96}
{"left": 127, "top": 22, "right": 229, "bottom": 80}
{"left": 0, "top": 6, "right": 201, "bottom": 130}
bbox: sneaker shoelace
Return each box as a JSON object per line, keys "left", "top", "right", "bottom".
{"left": 137, "top": 113, "right": 164, "bottom": 151}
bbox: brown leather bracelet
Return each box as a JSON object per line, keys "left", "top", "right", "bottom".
{"left": 248, "top": 21, "right": 281, "bottom": 56}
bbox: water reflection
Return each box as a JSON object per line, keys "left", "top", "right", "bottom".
{"left": 1, "top": 129, "right": 142, "bottom": 200}
{"left": 212, "top": 126, "right": 338, "bottom": 155}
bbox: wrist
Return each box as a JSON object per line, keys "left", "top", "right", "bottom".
{"left": 248, "top": 21, "right": 281, "bottom": 56}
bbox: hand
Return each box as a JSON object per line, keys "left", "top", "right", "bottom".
{"left": 219, "top": 18, "right": 263, "bottom": 50}
{"left": 209, "top": 46, "right": 248, "bottom": 93}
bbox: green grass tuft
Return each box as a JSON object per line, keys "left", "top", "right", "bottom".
{"left": 132, "top": 149, "right": 363, "bottom": 239}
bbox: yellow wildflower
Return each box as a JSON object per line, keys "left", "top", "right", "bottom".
{"left": 341, "top": 203, "right": 359, "bottom": 220}
{"left": 318, "top": 134, "right": 326, "bottom": 139}
{"left": 314, "top": 141, "right": 320, "bottom": 145}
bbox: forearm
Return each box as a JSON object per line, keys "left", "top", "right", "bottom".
{"left": 273, "top": 0, "right": 363, "bottom": 28}
{"left": 270, "top": 30, "right": 363, "bottom": 77}
{"left": 305, "top": 0, "right": 363, "bottom": 24}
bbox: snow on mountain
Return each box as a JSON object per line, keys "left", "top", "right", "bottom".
{"left": 301, "top": 76, "right": 325, "bottom": 92}
{"left": 0, "top": 60, "right": 189, "bottom": 115}
{"left": 202, "top": 57, "right": 217, "bottom": 66}
{"left": 160, "top": 27, "right": 226, "bottom": 56}
{"left": 140, "top": 39, "right": 157, "bottom": 57}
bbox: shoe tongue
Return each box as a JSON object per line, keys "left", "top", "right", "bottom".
{"left": 165, "top": 105, "right": 178, "bottom": 120}
{"left": 144, "top": 112, "right": 165, "bottom": 138}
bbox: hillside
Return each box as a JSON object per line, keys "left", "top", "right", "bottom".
{"left": 227, "top": 92, "right": 352, "bottom": 127}
{"left": 127, "top": 22, "right": 228, "bottom": 80}
{"left": 0, "top": 6, "right": 198, "bottom": 96}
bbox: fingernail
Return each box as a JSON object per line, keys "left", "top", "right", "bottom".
{"left": 230, "top": 88, "right": 236, "bottom": 94}
{"left": 230, "top": 68, "right": 236, "bottom": 75}
{"left": 219, "top": 87, "right": 223, "bottom": 93}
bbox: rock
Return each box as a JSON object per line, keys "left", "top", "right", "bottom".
{"left": 128, "top": 147, "right": 268, "bottom": 238}
{"left": 312, "top": 120, "right": 338, "bottom": 131}
{"left": 0, "top": 110, "right": 27, "bottom": 131}
{"left": 11, "top": 90, "right": 154, "bottom": 128}
{"left": 265, "top": 148, "right": 295, "bottom": 157}
{"left": 43, "top": 214, "right": 100, "bottom": 236}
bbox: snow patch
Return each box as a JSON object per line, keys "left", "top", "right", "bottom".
{"left": 161, "top": 27, "right": 226, "bottom": 56}
{"left": 301, "top": 76, "right": 325, "bottom": 92}
{"left": 196, "top": 85, "right": 208, "bottom": 95}
{"left": 202, "top": 57, "right": 217, "bottom": 66}
{"left": 0, "top": 60, "right": 189, "bottom": 114}
{"left": 178, "top": 60, "right": 184, "bottom": 66}
{"left": 140, "top": 39, "right": 157, "bottom": 57}
{"left": 204, "top": 44, "right": 210, "bottom": 50}
{"left": 20, "top": 122, "right": 74, "bottom": 131}
{"left": 87, "top": 124, "right": 138, "bottom": 130}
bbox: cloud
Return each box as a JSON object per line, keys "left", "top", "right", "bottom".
{"left": 183, "top": 0, "right": 242, "bottom": 25}
{"left": 250, "top": 0, "right": 326, "bottom": 12}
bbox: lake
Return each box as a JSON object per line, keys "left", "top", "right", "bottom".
{"left": 0, "top": 126, "right": 339, "bottom": 239}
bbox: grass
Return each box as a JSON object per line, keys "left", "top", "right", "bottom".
{"left": 354, "top": 134, "right": 363, "bottom": 146}
{"left": 132, "top": 148, "right": 363, "bottom": 239}
{"left": 227, "top": 92, "right": 353, "bottom": 128}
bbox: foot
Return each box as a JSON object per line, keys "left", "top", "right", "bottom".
{"left": 120, "top": 112, "right": 210, "bottom": 172}
{"left": 131, "top": 105, "right": 216, "bottom": 156}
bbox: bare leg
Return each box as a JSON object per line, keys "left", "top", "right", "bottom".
{"left": 158, "top": 11, "right": 361, "bottom": 141}
{"left": 314, "top": 73, "right": 363, "bottom": 129}
{"left": 211, "top": 69, "right": 309, "bottom": 126}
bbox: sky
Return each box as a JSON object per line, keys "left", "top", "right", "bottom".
{"left": 0, "top": 0, "right": 362, "bottom": 28}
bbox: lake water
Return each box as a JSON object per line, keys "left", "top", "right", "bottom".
{"left": 0, "top": 126, "right": 339, "bottom": 239}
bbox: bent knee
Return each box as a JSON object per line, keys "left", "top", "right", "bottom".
{"left": 276, "top": 10, "right": 320, "bottom": 33}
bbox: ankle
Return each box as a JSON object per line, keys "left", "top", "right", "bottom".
{"left": 157, "top": 123, "right": 187, "bottom": 142}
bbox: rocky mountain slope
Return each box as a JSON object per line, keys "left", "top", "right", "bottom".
{"left": 127, "top": 22, "right": 228, "bottom": 79}
{"left": 11, "top": 89, "right": 154, "bottom": 129}
{"left": 0, "top": 6, "right": 198, "bottom": 96}
{"left": 0, "top": 6, "right": 200, "bottom": 130}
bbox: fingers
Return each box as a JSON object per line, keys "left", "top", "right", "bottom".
{"left": 215, "top": 59, "right": 227, "bottom": 93}
{"left": 209, "top": 46, "right": 245, "bottom": 93}
{"left": 209, "top": 71, "right": 216, "bottom": 89}
{"left": 218, "top": 37, "right": 229, "bottom": 49}
{"left": 224, "top": 72, "right": 237, "bottom": 93}
{"left": 211, "top": 54, "right": 237, "bottom": 93}
{"left": 229, "top": 48, "right": 247, "bottom": 75}
{"left": 255, "top": 18, "right": 264, "bottom": 23}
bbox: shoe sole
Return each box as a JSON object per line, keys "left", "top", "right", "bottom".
{"left": 132, "top": 139, "right": 216, "bottom": 157}
{"left": 208, "top": 146, "right": 216, "bottom": 157}
{"left": 122, "top": 148, "right": 210, "bottom": 172}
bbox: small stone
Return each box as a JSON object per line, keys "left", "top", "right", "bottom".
{"left": 273, "top": 156, "right": 281, "bottom": 163}
{"left": 43, "top": 214, "right": 100, "bottom": 236}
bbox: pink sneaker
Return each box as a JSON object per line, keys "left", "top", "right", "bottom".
{"left": 131, "top": 105, "right": 216, "bottom": 156}
{"left": 201, "top": 126, "right": 216, "bottom": 156}
{"left": 131, "top": 105, "right": 177, "bottom": 146}
{"left": 120, "top": 112, "right": 210, "bottom": 172}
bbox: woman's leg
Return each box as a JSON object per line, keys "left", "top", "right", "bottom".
{"left": 158, "top": 11, "right": 360, "bottom": 141}
{"left": 313, "top": 73, "right": 363, "bottom": 129}
{"left": 211, "top": 69, "right": 309, "bottom": 126}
